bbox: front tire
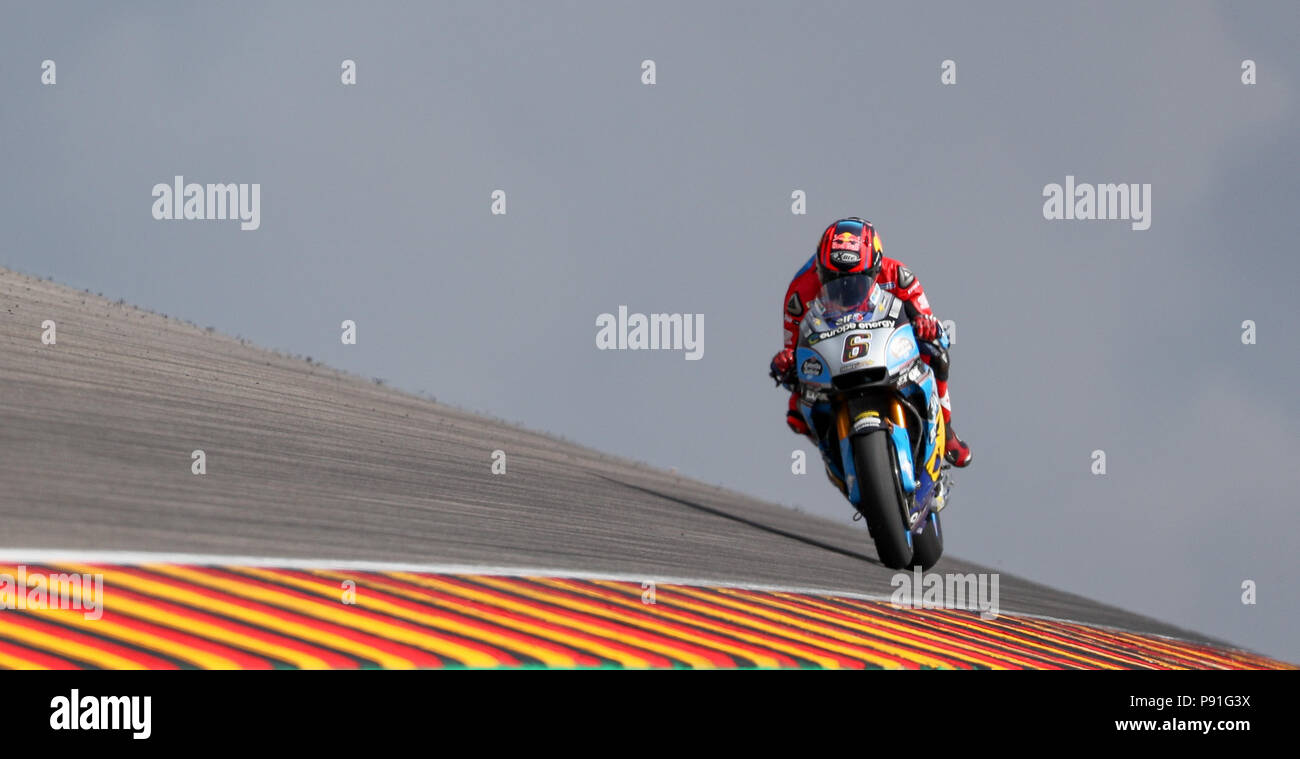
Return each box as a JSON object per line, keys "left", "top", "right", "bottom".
{"left": 851, "top": 431, "right": 913, "bottom": 569}
{"left": 910, "top": 512, "right": 944, "bottom": 570}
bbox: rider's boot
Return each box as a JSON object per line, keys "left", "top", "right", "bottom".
{"left": 937, "top": 382, "right": 972, "bottom": 467}
{"left": 944, "top": 423, "right": 972, "bottom": 467}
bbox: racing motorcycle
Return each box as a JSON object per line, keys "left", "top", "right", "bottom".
{"left": 784, "top": 275, "right": 953, "bottom": 570}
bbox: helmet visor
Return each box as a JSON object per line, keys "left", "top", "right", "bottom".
{"left": 818, "top": 273, "right": 875, "bottom": 315}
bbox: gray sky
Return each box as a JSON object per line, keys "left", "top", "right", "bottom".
{"left": 3, "top": 1, "right": 1298, "bottom": 659}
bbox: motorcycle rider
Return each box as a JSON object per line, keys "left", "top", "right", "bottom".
{"left": 769, "top": 217, "right": 972, "bottom": 467}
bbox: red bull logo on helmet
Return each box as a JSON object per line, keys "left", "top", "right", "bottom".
{"left": 830, "top": 231, "right": 862, "bottom": 251}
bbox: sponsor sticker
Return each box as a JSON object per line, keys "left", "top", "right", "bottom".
{"left": 830, "top": 249, "right": 861, "bottom": 266}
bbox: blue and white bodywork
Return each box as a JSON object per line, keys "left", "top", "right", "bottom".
{"left": 794, "top": 285, "right": 953, "bottom": 555}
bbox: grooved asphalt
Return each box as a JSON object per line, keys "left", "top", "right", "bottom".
{"left": 0, "top": 268, "right": 1227, "bottom": 647}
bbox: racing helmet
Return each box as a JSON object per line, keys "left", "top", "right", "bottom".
{"left": 814, "top": 217, "right": 883, "bottom": 312}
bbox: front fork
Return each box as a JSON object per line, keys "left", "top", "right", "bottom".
{"left": 834, "top": 398, "right": 917, "bottom": 507}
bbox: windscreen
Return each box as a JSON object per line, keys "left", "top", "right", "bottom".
{"left": 818, "top": 273, "right": 876, "bottom": 315}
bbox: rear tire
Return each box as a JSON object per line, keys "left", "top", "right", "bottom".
{"left": 851, "top": 432, "right": 913, "bottom": 569}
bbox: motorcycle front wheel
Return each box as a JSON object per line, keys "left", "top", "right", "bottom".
{"left": 851, "top": 431, "right": 913, "bottom": 570}
{"left": 910, "top": 512, "right": 944, "bottom": 570}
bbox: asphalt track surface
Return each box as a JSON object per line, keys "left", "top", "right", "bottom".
{"left": 0, "top": 267, "right": 1232, "bottom": 649}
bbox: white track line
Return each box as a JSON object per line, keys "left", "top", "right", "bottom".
{"left": 0, "top": 547, "right": 1208, "bottom": 645}
{"left": 0, "top": 548, "right": 901, "bottom": 601}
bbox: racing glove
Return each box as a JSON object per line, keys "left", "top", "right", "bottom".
{"left": 912, "top": 313, "right": 941, "bottom": 342}
{"left": 769, "top": 347, "right": 796, "bottom": 388}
